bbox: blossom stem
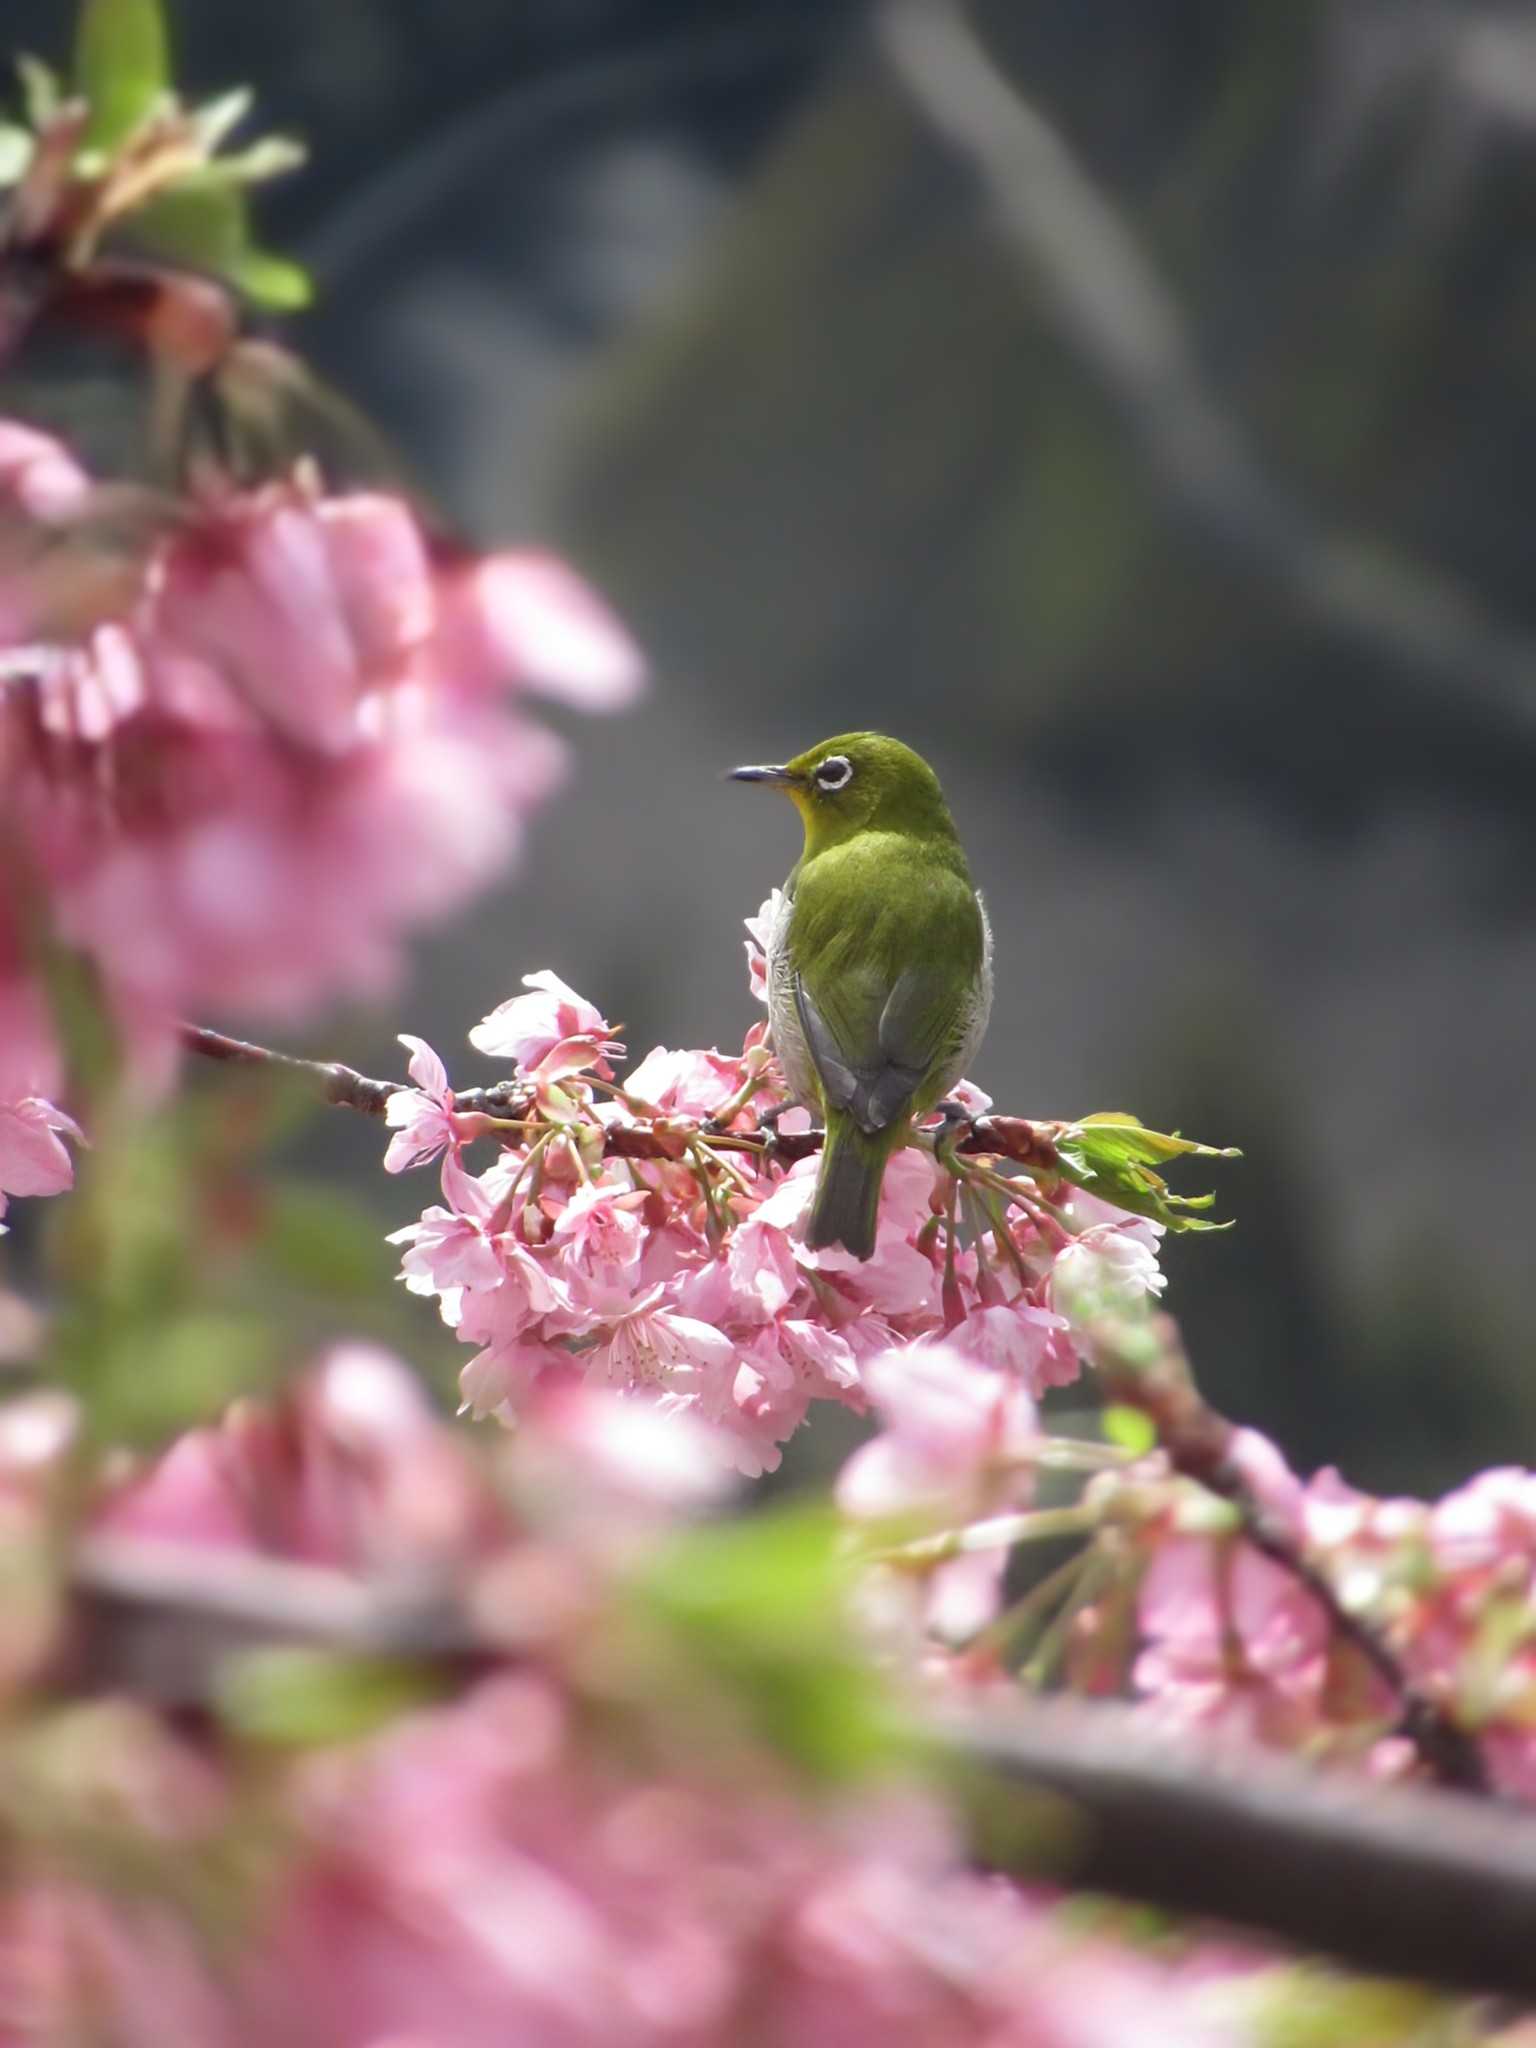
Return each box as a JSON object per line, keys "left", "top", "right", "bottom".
{"left": 1023, "top": 1437, "right": 1134, "bottom": 1474}
{"left": 489, "top": 1130, "right": 553, "bottom": 1234}
{"left": 700, "top": 1061, "right": 772, "bottom": 1133}
{"left": 940, "top": 1158, "right": 964, "bottom": 1330}
{"left": 694, "top": 1137, "right": 756, "bottom": 1200}
{"left": 963, "top": 1160, "right": 1075, "bottom": 1246}
{"left": 1021, "top": 1550, "right": 1113, "bottom": 1690}
{"left": 876, "top": 1505, "right": 1099, "bottom": 1570}
{"left": 969, "top": 1546, "right": 1094, "bottom": 1664}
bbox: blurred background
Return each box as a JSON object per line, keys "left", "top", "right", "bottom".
{"left": 8, "top": 0, "right": 1535, "bottom": 1493}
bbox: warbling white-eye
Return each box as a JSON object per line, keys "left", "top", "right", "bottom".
{"left": 732, "top": 732, "right": 993, "bottom": 1259}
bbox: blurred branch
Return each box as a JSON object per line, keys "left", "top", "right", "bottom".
{"left": 879, "top": 0, "right": 1536, "bottom": 734}
{"left": 54, "top": 1530, "right": 1536, "bottom": 1995}
{"left": 950, "top": 1696, "right": 1536, "bottom": 1998}
{"left": 1088, "top": 1309, "right": 1491, "bottom": 1795}
{"left": 304, "top": 13, "right": 845, "bottom": 293}
{"left": 69, "top": 1535, "right": 481, "bottom": 1704}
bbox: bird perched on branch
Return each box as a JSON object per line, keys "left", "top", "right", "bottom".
{"left": 732, "top": 732, "right": 992, "bottom": 1259}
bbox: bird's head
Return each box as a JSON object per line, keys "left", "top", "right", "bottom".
{"left": 730, "top": 732, "right": 956, "bottom": 854}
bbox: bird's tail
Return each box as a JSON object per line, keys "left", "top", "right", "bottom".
{"left": 806, "top": 1115, "right": 901, "bottom": 1261}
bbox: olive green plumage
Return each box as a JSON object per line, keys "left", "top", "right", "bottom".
{"left": 732, "top": 733, "right": 993, "bottom": 1259}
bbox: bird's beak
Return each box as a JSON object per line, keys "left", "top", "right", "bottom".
{"left": 729, "top": 763, "right": 799, "bottom": 785}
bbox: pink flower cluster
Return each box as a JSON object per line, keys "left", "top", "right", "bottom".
{"left": 0, "top": 419, "right": 642, "bottom": 1113}
{"left": 1131, "top": 1443, "right": 1536, "bottom": 1794}
{"left": 838, "top": 1359, "right": 1536, "bottom": 1793}
{"left": 0, "top": 1349, "right": 1281, "bottom": 2048}
{"left": 383, "top": 929, "right": 1167, "bottom": 1472}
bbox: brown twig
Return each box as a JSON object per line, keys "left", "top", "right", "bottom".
{"left": 1090, "top": 1311, "right": 1491, "bottom": 1794}
{"left": 179, "top": 1021, "right": 1065, "bottom": 1171}
{"left": 178, "top": 1022, "right": 528, "bottom": 1121}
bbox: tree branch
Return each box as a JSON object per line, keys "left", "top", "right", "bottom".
{"left": 178, "top": 1023, "right": 526, "bottom": 1120}
{"left": 179, "top": 1021, "right": 1066, "bottom": 1170}
{"left": 51, "top": 1533, "right": 1536, "bottom": 1996}
{"left": 67, "top": 1535, "right": 483, "bottom": 1704}
{"left": 948, "top": 1695, "right": 1536, "bottom": 1999}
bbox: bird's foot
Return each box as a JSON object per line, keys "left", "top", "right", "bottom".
{"left": 920, "top": 1098, "right": 978, "bottom": 1181}
{"left": 929, "top": 1098, "right": 977, "bottom": 1142}
{"left": 760, "top": 1104, "right": 823, "bottom": 1165}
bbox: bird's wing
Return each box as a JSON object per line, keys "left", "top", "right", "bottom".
{"left": 789, "top": 858, "right": 981, "bottom": 1137}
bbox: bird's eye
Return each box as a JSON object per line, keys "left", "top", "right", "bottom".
{"left": 814, "top": 755, "right": 853, "bottom": 791}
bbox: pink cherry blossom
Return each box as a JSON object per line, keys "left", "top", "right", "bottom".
{"left": 948, "top": 1300, "right": 1070, "bottom": 1398}
{"left": 1134, "top": 1535, "right": 1335, "bottom": 1744}
{"left": 724, "top": 1198, "right": 806, "bottom": 1321}
{"left": 438, "top": 549, "right": 645, "bottom": 711}
{"left": 511, "top": 1382, "right": 738, "bottom": 1525}
{"left": 0, "top": 1093, "right": 83, "bottom": 1226}
{"left": 588, "top": 1285, "right": 737, "bottom": 1401}
{"left": 93, "top": 1343, "right": 501, "bottom": 1574}
{"left": 624, "top": 1044, "right": 746, "bottom": 1121}
{"left": 0, "top": 420, "right": 644, "bottom": 1091}
{"left": 459, "top": 1330, "right": 577, "bottom": 1422}
{"left": 388, "top": 1200, "right": 507, "bottom": 1310}
{"left": 1050, "top": 1222, "right": 1166, "bottom": 1320}
{"left": 151, "top": 483, "right": 432, "bottom": 753}
{"left": 381, "top": 1034, "right": 465, "bottom": 1173}
{"left": 837, "top": 1343, "right": 1037, "bottom": 1523}
{"left": 743, "top": 889, "right": 784, "bottom": 1005}
{"left": 468, "top": 969, "right": 625, "bottom": 1083}
{"left": 550, "top": 1179, "right": 649, "bottom": 1292}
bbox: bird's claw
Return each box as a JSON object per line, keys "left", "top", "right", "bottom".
{"left": 929, "top": 1098, "right": 977, "bottom": 1142}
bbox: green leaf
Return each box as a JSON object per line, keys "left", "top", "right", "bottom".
{"left": 129, "top": 181, "right": 242, "bottom": 269}
{"left": 226, "top": 245, "right": 312, "bottom": 310}
{"left": 1101, "top": 1403, "right": 1157, "bottom": 1455}
{"left": 1073, "top": 1111, "right": 1239, "bottom": 1164}
{"left": 219, "top": 1649, "right": 449, "bottom": 1747}
{"left": 189, "top": 86, "right": 253, "bottom": 151}
{"left": 1054, "top": 1112, "right": 1239, "bottom": 1233}
{"left": 130, "top": 183, "right": 312, "bottom": 309}
{"left": 15, "top": 54, "right": 60, "bottom": 128}
{"left": 637, "top": 1505, "right": 900, "bottom": 1784}
{"left": 1253, "top": 1966, "right": 1449, "bottom": 2048}
{"left": 198, "top": 135, "right": 307, "bottom": 187}
{"left": 73, "top": 0, "right": 170, "bottom": 151}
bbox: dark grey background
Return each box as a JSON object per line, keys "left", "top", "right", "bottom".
{"left": 9, "top": 0, "right": 1536, "bottom": 1491}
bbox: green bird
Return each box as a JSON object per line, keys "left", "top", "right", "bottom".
{"left": 732, "top": 732, "right": 993, "bottom": 1260}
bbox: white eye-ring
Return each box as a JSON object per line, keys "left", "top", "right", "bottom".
{"left": 814, "top": 754, "right": 853, "bottom": 791}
